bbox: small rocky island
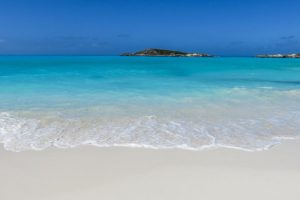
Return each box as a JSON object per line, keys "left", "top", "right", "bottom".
{"left": 121, "top": 48, "right": 213, "bottom": 57}
{"left": 256, "top": 54, "right": 300, "bottom": 58}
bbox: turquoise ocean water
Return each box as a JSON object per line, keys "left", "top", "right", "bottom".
{"left": 0, "top": 56, "right": 299, "bottom": 151}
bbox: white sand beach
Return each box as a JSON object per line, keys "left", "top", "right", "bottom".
{"left": 1, "top": 140, "right": 300, "bottom": 200}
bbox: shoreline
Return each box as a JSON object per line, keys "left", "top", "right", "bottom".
{"left": 1, "top": 140, "right": 300, "bottom": 200}
{"left": 0, "top": 138, "right": 295, "bottom": 153}
{"left": 2, "top": 133, "right": 299, "bottom": 152}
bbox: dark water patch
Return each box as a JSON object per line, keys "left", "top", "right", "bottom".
{"left": 218, "top": 78, "right": 300, "bottom": 85}
{"left": 88, "top": 75, "right": 105, "bottom": 80}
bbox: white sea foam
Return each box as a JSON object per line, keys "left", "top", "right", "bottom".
{"left": 1, "top": 110, "right": 299, "bottom": 152}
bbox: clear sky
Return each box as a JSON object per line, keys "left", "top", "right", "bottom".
{"left": 0, "top": 0, "right": 299, "bottom": 56}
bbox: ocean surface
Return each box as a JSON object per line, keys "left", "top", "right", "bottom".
{"left": 0, "top": 56, "right": 299, "bottom": 152}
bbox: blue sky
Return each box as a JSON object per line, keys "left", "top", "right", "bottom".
{"left": 0, "top": 0, "right": 299, "bottom": 56}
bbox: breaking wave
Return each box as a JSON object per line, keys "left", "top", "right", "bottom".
{"left": 1, "top": 111, "right": 299, "bottom": 152}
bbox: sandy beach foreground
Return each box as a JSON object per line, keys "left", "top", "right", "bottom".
{"left": 1, "top": 141, "right": 300, "bottom": 200}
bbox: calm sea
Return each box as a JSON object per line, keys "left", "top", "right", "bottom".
{"left": 0, "top": 56, "right": 299, "bottom": 151}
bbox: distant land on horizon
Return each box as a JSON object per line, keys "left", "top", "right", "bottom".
{"left": 120, "top": 48, "right": 300, "bottom": 58}
{"left": 1, "top": 50, "right": 300, "bottom": 58}
{"left": 121, "top": 48, "right": 214, "bottom": 57}
{"left": 256, "top": 53, "right": 300, "bottom": 58}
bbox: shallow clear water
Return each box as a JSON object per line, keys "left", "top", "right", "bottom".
{"left": 0, "top": 56, "right": 299, "bottom": 151}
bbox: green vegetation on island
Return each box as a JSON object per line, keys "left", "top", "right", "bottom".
{"left": 121, "top": 48, "right": 213, "bottom": 57}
